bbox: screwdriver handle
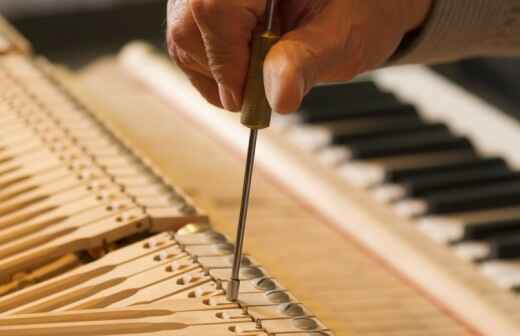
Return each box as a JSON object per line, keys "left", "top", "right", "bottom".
{"left": 240, "top": 31, "right": 279, "bottom": 129}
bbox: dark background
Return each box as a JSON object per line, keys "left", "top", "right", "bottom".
{"left": 2, "top": 0, "right": 519, "bottom": 119}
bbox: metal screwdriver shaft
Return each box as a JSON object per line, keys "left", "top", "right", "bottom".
{"left": 227, "top": 129, "right": 257, "bottom": 301}
{"left": 227, "top": 0, "right": 279, "bottom": 302}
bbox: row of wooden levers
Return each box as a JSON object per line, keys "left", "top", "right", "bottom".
{"left": 274, "top": 75, "right": 520, "bottom": 290}
{"left": 0, "top": 21, "right": 331, "bottom": 336}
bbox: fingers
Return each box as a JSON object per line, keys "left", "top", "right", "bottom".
{"left": 186, "top": 71, "right": 222, "bottom": 108}
{"left": 190, "top": 0, "right": 267, "bottom": 111}
{"left": 167, "top": 0, "right": 267, "bottom": 111}
{"left": 168, "top": 0, "right": 221, "bottom": 109}
{"left": 167, "top": 0, "right": 208, "bottom": 75}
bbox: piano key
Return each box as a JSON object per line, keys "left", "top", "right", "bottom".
{"left": 275, "top": 100, "right": 417, "bottom": 132}
{"left": 487, "top": 233, "right": 520, "bottom": 260}
{"left": 319, "top": 126, "right": 455, "bottom": 166}
{"left": 452, "top": 242, "right": 490, "bottom": 262}
{"left": 396, "top": 182, "right": 520, "bottom": 217}
{"left": 406, "top": 169, "right": 520, "bottom": 198}
{"left": 286, "top": 126, "right": 333, "bottom": 152}
{"left": 480, "top": 260, "right": 520, "bottom": 289}
{"left": 287, "top": 114, "right": 424, "bottom": 151}
{"left": 322, "top": 113, "right": 424, "bottom": 136}
{"left": 303, "top": 87, "right": 398, "bottom": 112}
{"left": 418, "top": 219, "right": 466, "bottom": 244}
{"left": 428, "top": 182, "right": 520, "bottom": 214}
{"left": 332, "top": 122, "right": 448, "bottom": 146}
{"left": 338, "top": 150, "right": 477, "bottom": 187}
{"left": 349, "top": 135, "right": 473, "bottom": 160}
{"left": 418, "top": 218, "right": 515, "bottom": 245}
{"left": 417, "top": 207, "right": 520, "bottom": 243}
{"left": 374, "top": 166, "right": 515, "bottom": 202}
{"left": 302, "top": 101, "right": 414, "bottom": 124}
{"left": 384, "top": 157, "right": 508, "bottom": 183}
{"left": 462, "top": 219, "right": 520, "bottom": 242}
{"left": 444, "top": 206, "right": 520, "bottom": 225}
{"left": 318, "top": 146, "right": 351, "bottom": 166}
{"left": 301, "top": 81, "right": 387, "bottom": 108}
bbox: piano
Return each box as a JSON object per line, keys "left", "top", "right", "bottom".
{"left": 2, "top": 15, "right": 520, "bottom": 336}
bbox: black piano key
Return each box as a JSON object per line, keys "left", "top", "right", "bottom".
{"left": 424, "top": 182, "right": 520, "bottom": 215}
{"left": 313, "top": 113, "right": 425, "bottom": 139}
{"left": 301, "top": 102, "right": 414, "bottom": 124}
{"left": 488, "top": 233, "right": 520, "bottom": 260}
{"left": 310, "top": 108, "right": 423, "bottom": 140}
{"left": 332, "top": 123, "right": 449, "bottom": 146}
{"left": 463, "top": 218, "right": 520, "bottom": 241}
{"left": 403, "top": 168, "right": 518, "bottom": 198}
{"left": 302, "top": 81, "right": 385, "bottom": 108}
{"left": 349, "top": 135, "right": 473, "bottom": 160}
{"left": 385, "top": 157, "right": 508, "bottom": 183}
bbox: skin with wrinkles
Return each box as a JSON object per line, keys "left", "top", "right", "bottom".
{"left": 166, "top": 0, "right": 432, "bottom": 114}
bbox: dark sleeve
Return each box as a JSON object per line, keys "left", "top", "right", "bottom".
{"left": 391, "top": 0, "right": 520, "bottom": 64}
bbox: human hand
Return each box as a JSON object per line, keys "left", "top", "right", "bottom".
{"left": 166, "top": 0, "right": 432, "bottom": 113}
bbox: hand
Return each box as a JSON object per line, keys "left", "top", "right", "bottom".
{"left": 166, "top": 0, "right": 432, "bottom": 113}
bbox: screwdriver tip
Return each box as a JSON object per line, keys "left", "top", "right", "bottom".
{"left": 227, "top": 279, "right": 240, "bottom": 301}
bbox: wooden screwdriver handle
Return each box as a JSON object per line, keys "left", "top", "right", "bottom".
{"left": 240, "top": 31, "right": 279, "bottom": 130}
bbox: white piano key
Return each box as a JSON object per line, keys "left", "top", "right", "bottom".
{"left": 453, "top": 242, "right": 490, "bottom": 261}
{"left": 337, "top": 162, "right": 386, "bottom": 187}
{"left": 287, "top": 126, "right": 331, "bottom": 152}
{"left": 318, "top": 146, "right": 352, "bottom": 166}
{"left": 371, "top": 184, "right": 406, "bottom": 203}
{"left": 481, "top": 260, "right": 520, "bottom": 276}
{"left": 480, "top": 261, "right": 520, "bottom": 289}
{"left": 393, "top": 199, "right": 427, "bottom": 218}
{"left": 417, "top": 219, "right": 465, "bottom": 243}
{"left": 418, "top": 216, "right": 463, "bottom": 227}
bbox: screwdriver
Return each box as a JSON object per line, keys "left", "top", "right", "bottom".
{"left": 227, "top": 0, "right": 280, "bottom": 302}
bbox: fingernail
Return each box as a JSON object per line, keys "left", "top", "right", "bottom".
{"left": 264, "top": 66, "right": 277, "bottom": 111}
{"left": 265, "top": 61, "right": 305, "bottom": 114}
{"left": 218, "top": 84, "right": 239, "bottom": 111}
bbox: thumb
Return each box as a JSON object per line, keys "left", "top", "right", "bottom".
{"left": 264, "top": 2, "right": 355, "bottom": 114}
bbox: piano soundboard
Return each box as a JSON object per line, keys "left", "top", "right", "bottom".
{"left": 2, "top": 15, "right": 520, "bottom": 336}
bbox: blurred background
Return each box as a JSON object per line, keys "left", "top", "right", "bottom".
{"left": 1, "top": 0, "right": 519, "bottom": 119}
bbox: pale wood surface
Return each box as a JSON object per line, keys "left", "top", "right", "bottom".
{"left": 114, "top": 43, "right": 520, "bottom": 336}
{"left": 76, "top": 58, "right": 474, "bottom": 336}
{"left": 0, "top": 53, "right": 207, "bottom": 290}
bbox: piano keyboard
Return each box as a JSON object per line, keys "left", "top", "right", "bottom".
{"left": 120, "top": 42, "right": 520, "bottom": 335}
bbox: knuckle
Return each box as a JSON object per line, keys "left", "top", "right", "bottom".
{"left": 171, "top": 46, "right": 194, "bottom": 69}
{"left": 206, "top": 48, "right": 234, "bottom": 84}
{"left": 166, "top": 2, "right": 192, "bottom": 50}
{"left": 166, "top": 0, "right": 177, "bottom": 15}
{"left": 168, "top": 23, "right": 190, "bottom": 51}
{"left": 167, "top": 44, "right": 182, "bottom": 66}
